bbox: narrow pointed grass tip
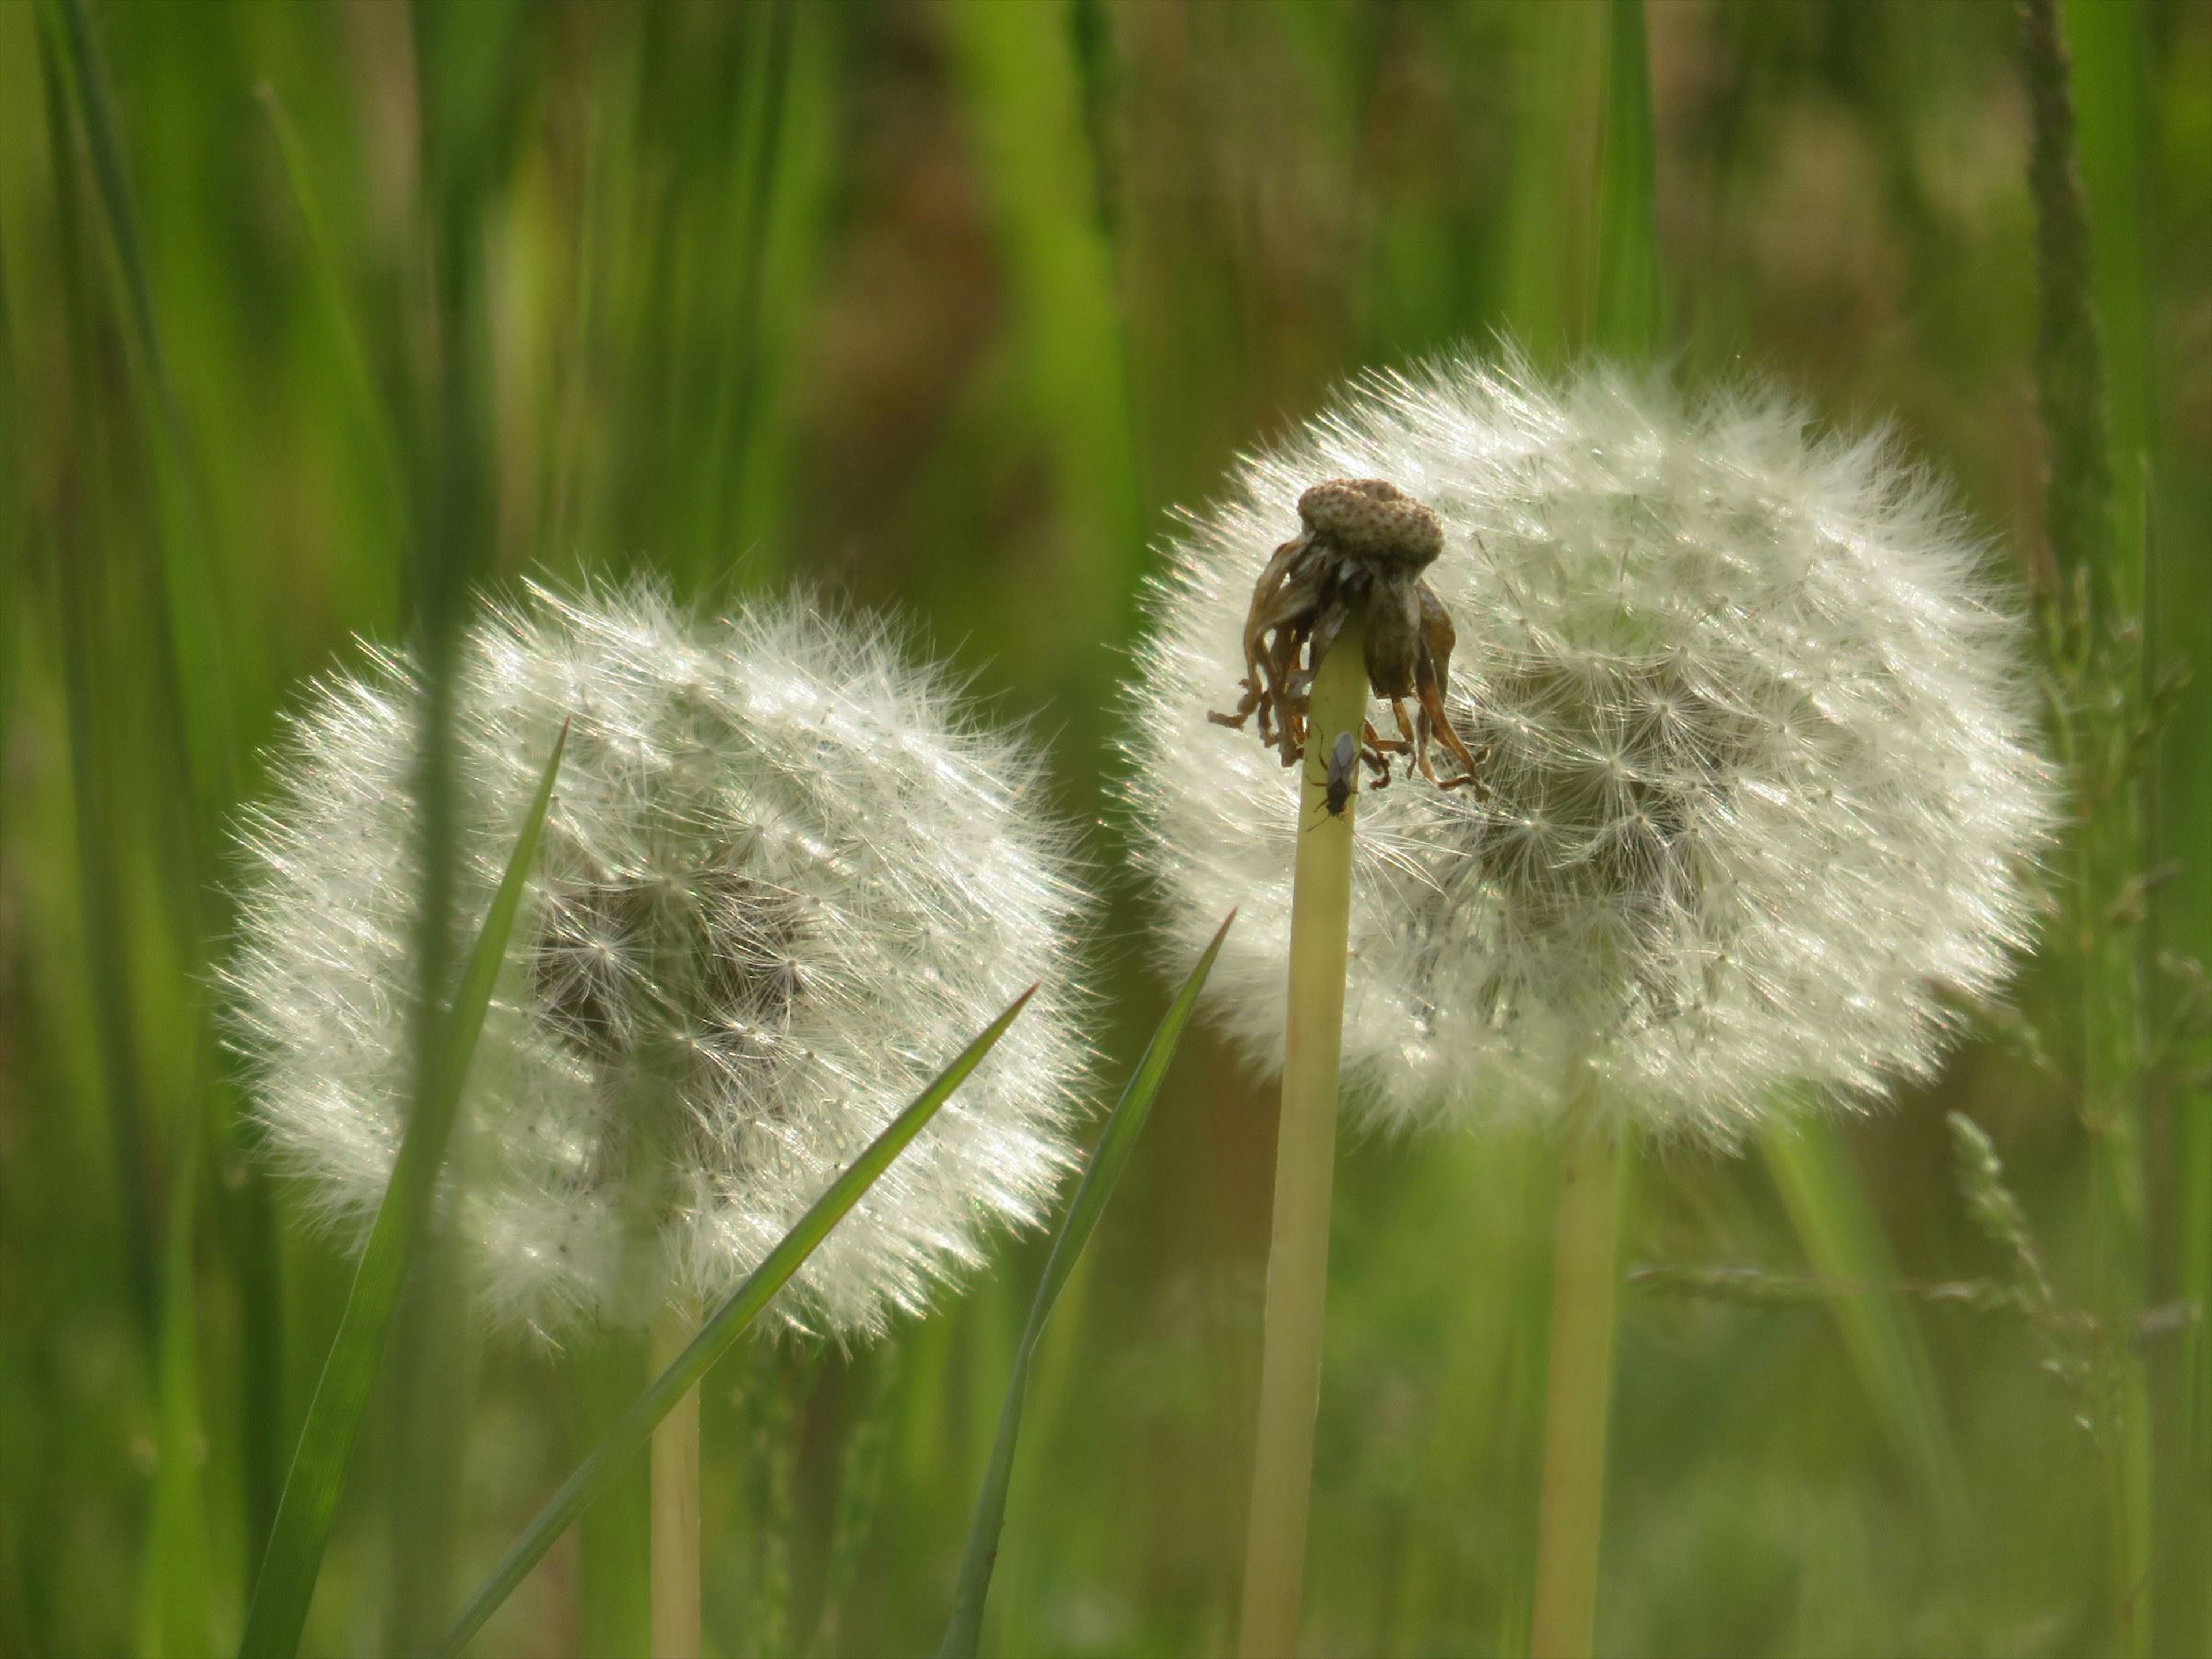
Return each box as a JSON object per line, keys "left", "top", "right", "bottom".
{"left": 228, "top": 581, "right": 1092, "bottom": 1338}
{"left": 1123, "top": 353, "right": 2057, "bottom": 1144}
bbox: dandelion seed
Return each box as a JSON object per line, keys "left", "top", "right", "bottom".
{"left": 1124, "top": 354, "right": 2055, "bottom": 1143}
{"left": 228, "top": 581, "right": 1091, "bottom": 1342}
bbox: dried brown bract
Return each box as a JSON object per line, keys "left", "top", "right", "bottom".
{"left": 1209, "top": 478, "right": 1482, "bottom": 789}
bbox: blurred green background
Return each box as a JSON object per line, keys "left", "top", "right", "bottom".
{"left": 5, "top": 1, "right": 2212, "bottom": 1654}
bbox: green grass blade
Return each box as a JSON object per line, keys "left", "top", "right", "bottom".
{"left": 253, "top": 83, "right": 410, "bottom": 536}
{"left": 938, "top": 911, "right": 1236, "bottom": 1659}
{"left": 702, "top": 0, "right": 795, "bottom": 569}
{"left": 141, "top": 1108, "right": 210, "bottom": 1659}
{"left": 47, "top": 0, "right": 172, "bottom": 422}
{"left": 236, "top": 722, "right": 569, "bottom": 1659}
{"left": 434, "top": 982, "right": 1040, "bottom": 1658}
{"left": 942, "top": 0, "right": 1142, "bottom": 701}
{"left": 2021, "top": 5, "right": 2152, "bottom": 1649}
{"left": 39, "top": 6, "right": 162, "bottom": 1354}
{"left": 1498, "top": 3, "right": 1597, "bottom": 363}
{"left": 2059, "top": 0, "right": 2151, "bottom": 572}
{"left": 1591, "top": 0, "right": 1659, "bottom": 359}
{"left": 46, "top": 0, "right": 237, "bottom": 814}
{"left": 1760, "top": 1124, "right": 1968, "bottom": 1532}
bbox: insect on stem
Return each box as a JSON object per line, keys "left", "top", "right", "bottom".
{"left": 1320, "top": 730, "right": 1358, "bottom": 821}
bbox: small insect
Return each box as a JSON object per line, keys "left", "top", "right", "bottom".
{"left": 1322, "top": 729, "right": 1358, "bottom": 819}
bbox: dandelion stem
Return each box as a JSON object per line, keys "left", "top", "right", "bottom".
{"left": 1529, "top": 1074, "right": 1624, "bottom": 1659}
{"left": 1237, "top": 607, "right": 1368, "bottom": 1659}
{"left": 650, "top": 1293, "right": 703, "bottom": 1659}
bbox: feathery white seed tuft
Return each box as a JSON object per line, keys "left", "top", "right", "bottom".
{"left": 228, "top": 581, "right": 1092, "bottom": 1340}
{"left": 1122, "top": 355, "right": 2056, "bottom": 1144}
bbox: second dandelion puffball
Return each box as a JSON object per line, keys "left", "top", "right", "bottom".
{"left": 230, "top": 584, "right": 1090, "bottom": 1338}
{"left": 1126, "top": 357, "right": 2055, "bottom": 1142}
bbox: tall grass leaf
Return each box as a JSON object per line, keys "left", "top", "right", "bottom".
{"left": 1760, "top": 1124, "right": 1968, "bottom": 1531}
{"left": 39, "top": 3, "right": 160, "bottom": 1354}
{"left": 1590, "top": 0, "right": 1659, "bottom": 359}
{"left": 2059, "top": 0, "right": 2152, "bottom": 588}
{"left": 699, "top": 0, "right": 796, "bottom": 575}
{"left": 46, "top": 0, "right": 171, "bottom": 421}
{"left": 2141, "top": 472, "right": 2207, "bottom": 1655}
{"left": 805, "top": 1346, "right": 903, "bottom": 1658}
{"left": 0, "top": 203, "right": 20, "bottom": 859}
{"left": 253, "top": 83, "right": 409, "bottom": 537}
{"left": 1499, "top": 2, "right": 1597, "bottom": 363}
{"left": 141, "top": 1109, "right": 210, "bottom": 1659}
{"left": 2061, "top": 9, "right": 2193, "bottom": 1641}
{"left": 2020, "top": 3, "right": 2152, "bottom": 1647}
{"left": 45, "top": 0, "right": 237, "bottom": 816}
{"left": 236, "top": 722, "right": 569, "bottom": 1659}
{"left": 944, "top": 0, "right": 1142, "bottom": 700}
{"left": 566, "top": 1330, "right": 651, "bottom": 1659}
{"left": 939, "top": 911, "right": 1236, "bottom": 1659}
{"left": 433, "top": 983, "right": 1040, "bottom": 1658}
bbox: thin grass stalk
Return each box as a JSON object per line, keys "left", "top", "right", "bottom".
{"left": 703, "top": 0, "right": 795, "bottom": 566}
{"left": 1762, "top": 1126, "right": 1970, "bottom": 1533}
{"left": 37, "top": 33, "right": 221, "bottom": 1650}
{"left": 385, "top": 1230, "right": 474, "bottom": 1657}
{"left": 747, "top": 1348, "right": 812, "bottom": 1659}
{"left": 943, "top": 0, "right": 1142, "bottom": 706}
{"left": 41, "top": 47, "right": 243, "bottom": 1643}
{"left": 1528, "top": 1076, "right": 1622, "bottom": 1659}
{"left": 54, "top": 434, "right": 161, "bottom": 1350}
{"left": 142, "top": 1101, "right": 211, "bottom": 1659}
{"left": 255, "top": 82, "right": 410, "bottom": 538}
{"left": 571, "top": 1331, "right": 652, "bottom": 1658}
{"left": 1589, "top": 0, "right": 1658, "bottom": 360}
{"left": 2020, "top": 3, "right": 2153, "bottom": 1648}
{"left": 806, "top": 1348, "right": 902, "bottom": 1658}
{"left": 1237, "top": 611, "right": 1368, "bottom": 1659}
{"left": 1498, "top": 2, "right": 1597, "bottom": 365}
{"left": 217, "top": 1080, "right": 287, "bottom": 1572}
{"left": 47, "top": 0, "right": 237, "bottom": 819}
{"left": 1519, "top": 8, "right": 1657, "bottom": 1653}
{"left": 650, "top": 1294, "right": 703, "bottom": 1659}
{"left": 393, "top": 17, "right": 512, "bottom": 1648}
{"left": 0, "top": 183, "right": 20, "bottom": 864}
{"left": 39, "top": 0, "right": 160, "bottom": 1363}
{"left": 2058, "top": 4, "right": 2198, "bottom": 1647}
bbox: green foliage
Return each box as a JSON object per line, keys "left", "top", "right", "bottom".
{"left": 3, "top": 3, "right": 2211, "bottom": 1656}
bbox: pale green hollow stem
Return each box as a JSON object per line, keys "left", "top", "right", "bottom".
{"left": 1529, "top": 1071, "right": 1626, "bottom": 1659}
{"left": 650, "top": 1294, "right": 702, "bottom": 1659}
{"left": 1237, "top": 609, "right": 1370, "bottom": 1659}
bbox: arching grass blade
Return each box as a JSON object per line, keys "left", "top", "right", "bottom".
{"left": 434, "top": 982, "right": 1040, "bottom": 1658}
{"left": 940, "top": 911, "right": 1236, "bottom": 1659}
{"left": 237, "top": 722, "right": 569, "bottom": 1659}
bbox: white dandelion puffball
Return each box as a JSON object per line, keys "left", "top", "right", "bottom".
{"left": 1124, "top": 356, "right": 2054, "bottom": 1144}
{"left": 229, "top": 582, "right": 1090, "bottom": 1338}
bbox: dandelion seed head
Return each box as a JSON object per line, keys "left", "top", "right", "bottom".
{"left": 1123, "top": 355, "right": 2055, "bottom": 1143}
{"left": 228, "top": 582, "right": 1090, "bottom": 1340}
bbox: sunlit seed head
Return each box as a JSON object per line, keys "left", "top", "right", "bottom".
{"left": 1122, "top": 354, "right": 2056, "bottom": 1145}
{"left": 227, "top": 581, "right": 1092, "bottom": 1340}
